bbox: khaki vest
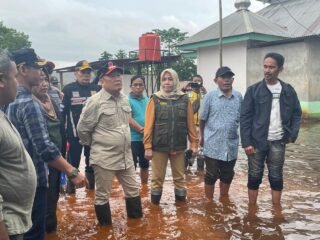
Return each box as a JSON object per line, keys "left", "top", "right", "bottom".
{"left": 152, "top": 94, "right": 188, "bottom": 152}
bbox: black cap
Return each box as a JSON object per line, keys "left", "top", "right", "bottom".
{"left": 50, "top": 76, "right": 59, "bottom": 84}
{"left": 97, "top": 63, "right": 124, "bottom": 79}
{"left": 75, "top": 60, "right": 92, "bottom": 71}
{"left": 215, "top": 66, "right": 235, "bottom": 78}
{"left": 11, "top": 48, "right": 47, "bottom": 68}
{"left": 43, "top": 61, "right": 55, "bottom": 76}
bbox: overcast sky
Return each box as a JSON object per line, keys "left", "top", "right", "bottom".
{"left": 0, "top": 0, "right": 267, "bottom": 68}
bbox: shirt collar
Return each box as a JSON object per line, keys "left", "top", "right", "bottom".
{"left": 217, "top": 88, "right": 234, "bottom": 99}
{"left": 17, "top": 85, "right": 32, "bottom": 94}
{"left": 129, "top": 92, "right": 144, "bottom": 99}
{"left": 102, "top": 88, "right": 124, "bottom": 100}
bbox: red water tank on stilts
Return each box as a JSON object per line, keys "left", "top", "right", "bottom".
{"left": 139, "top": 33, "right": 161, "bottom": 62}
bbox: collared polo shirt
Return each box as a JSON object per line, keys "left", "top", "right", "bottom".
{"left": 200, "top": 88, "right": 242, "bottom": 161}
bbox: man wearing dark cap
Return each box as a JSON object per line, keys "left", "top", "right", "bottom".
{"left": 62, "top": 60, "right": 101, "bottom": 193}
{"left": 199, "top": 66, "right": 242, "bottom": 200}
{"left": 77, "top": 64, "right": 142, "bottom": 226}
{"left": 50, "top": 76, "right": 60, "bottom": 88}
{"left": 6, "top": 48, "right": 86, "bottom": 240}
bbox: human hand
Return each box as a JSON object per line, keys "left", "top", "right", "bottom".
{"left": 145, "top": 149, "right": 153, "bottom": 160}
{"left": 70, "top": 172, "right": 87, "bottom": 188}
{"left": 191, "top": 148, "right": 198, "bottom": 157}
{"left": 200, "top": 137, "right": 204, "bottom": 147}
{"left": 244, "top": 145, "right": 255, "bottom": 155}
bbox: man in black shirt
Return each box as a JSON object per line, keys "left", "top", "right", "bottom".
{"left": 62, "top": 60, "right": 100, "bottom": 193}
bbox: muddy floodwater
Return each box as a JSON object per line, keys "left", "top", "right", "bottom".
{"left": 47, "top": 122, "right": 320, "bottom": 240}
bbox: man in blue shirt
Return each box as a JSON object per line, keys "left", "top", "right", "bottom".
{"left": 128, "top": 75, "right": 149, "bottom": 184}
{"left": 7, "top": 48, "right": 86, "bottom": 240}
{"left": 199, "top": 67, "right": 242, "bottom": 200}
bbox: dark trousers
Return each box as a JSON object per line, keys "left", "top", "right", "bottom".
{"left": 10, "top": 235, "right": 23, "bottom": 240}
{"left": 24, "top": 187, "right": 47, "bottom": 240}
{"left": 68, "top": 137, "right": 93, "bottom": 173}
{"left": 46, "top": 166, "right": 60, "bottom": 231}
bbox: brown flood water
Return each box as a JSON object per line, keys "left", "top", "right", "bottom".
{"left": 47, "top": 122, "right": 320, "bottom": 240}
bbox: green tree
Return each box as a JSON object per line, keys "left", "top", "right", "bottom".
{"left": 114, "top": 49, "right": 128, "bottom": 59}
{"left": 152, "top": 27, "right": 196, "bottom": 81}
{"left": 152, "top": 27, "right": 188, "bottom": 55}
{"left": 99, "top": 51, "right": 113, "bottom": 61}
{"left": 0, "top": 21, "right": 31, "bottom": 50}
{"left": 172, "top": 58, "right": 196, "bottom": 82}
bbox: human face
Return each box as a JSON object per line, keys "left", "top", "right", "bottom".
{"left": 161, "top": 72, "right": 174, "bottom": 93}
{"left": 215, "top": 74, "right": 234, "bottom": 94}
{"left": 0, "top": 61, "right": 18, "bottom": 105}
{"left": 22, "top": 64, "right": 43, "bottom": 87}
{"left": 263, "top": 57, "right": 282, "bottom": 84}
{"left": 75, "top": 69, "right": 92, "bottom": 85}
{"left": 102, "top": 71, "right": 122, "bottom": 96}
{"left": 32, "top": 75, "right": 49, "bottom": 98}
{"left": 130, "top": 78, "right": 145, "bottom": 97}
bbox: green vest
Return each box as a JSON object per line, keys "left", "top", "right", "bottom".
{"left": 152, "top": 94, "right": 189, "bottom": 152}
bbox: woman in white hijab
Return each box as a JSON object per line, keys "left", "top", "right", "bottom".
{"left": 143, "top": 68, "right": 198, "bottom": 205}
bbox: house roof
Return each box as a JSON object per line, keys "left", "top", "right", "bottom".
{"left": 258, "top": 0, "right": 320, "bottom": 37}
{"left": 179, "top": 8, "right": 289, "bottom": 48}
{"left": 179, "top": 0, "right": 320, "bottom": 50}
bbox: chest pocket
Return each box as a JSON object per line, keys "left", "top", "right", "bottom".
{"left": 121, "top": 105, "right": 131, "bottom": 123}
{"left": 99, "top": 108, "right": 117, "bottom": 129}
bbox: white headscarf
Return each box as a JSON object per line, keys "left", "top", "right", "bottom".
{"left": 154, "top": 68, "right": 185, "bottom": 100}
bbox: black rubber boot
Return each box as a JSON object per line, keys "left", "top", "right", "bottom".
{"left": 151, "top": 189, "right": 162, "bottom": 205}
{"left": 94, "top": 203, "right": 112, "bottom": 225}
{"left": 46, "top": 215, "right": 57, "bottom": 233}
{"left": 175, "top": 188, "right": 187, "bottom": 202}
{"left": 125, "top": 196, "right": 143, "bottom": 219}
{"left": 85, "top": 171, "right": 95, "bottom": 190}
{"left": 66, "top": 179, "right": 75, "bottom": 194}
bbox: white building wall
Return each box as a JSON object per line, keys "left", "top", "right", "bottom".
{"left": 197, "top": 42, "right": 248, "bottom": 95}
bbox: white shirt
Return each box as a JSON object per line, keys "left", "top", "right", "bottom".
{"left": 267, "top": 81, "right": 284, "bottom": 141}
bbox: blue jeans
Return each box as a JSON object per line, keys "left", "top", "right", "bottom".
{"left": 247, "top": 140, "right": 286, "bottom": 191}
{"left": 24, "top": 187, "right": 47, "bottom": 240}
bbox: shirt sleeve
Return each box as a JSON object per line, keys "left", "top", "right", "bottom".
{"left": 240, "top": 87, "right": 254, "bottom": 148}
{"left": 199, "top": 93, "right": 210, "bottom": 121}
{"left": 23, "top": 101, "right": 61, "bottom": 162}
{"left": 187, "top": 100, "right": 199, "bottom": 149}
{"left": 77, "top": 98, "right": 99, "bottom": 146}
{"left": 61, "top": 85, "right": 70, "bottom": 125}
{"left": 0, "top": 194, "right": 3, "bottom": 222}
{"left": 143, "top": 98, "right": 155, "bottom": 150}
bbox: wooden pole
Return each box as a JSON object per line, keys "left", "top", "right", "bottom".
{"left": 219, "top": 0, "right": 223, "bottom": 67}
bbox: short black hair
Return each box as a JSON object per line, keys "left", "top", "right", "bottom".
{"left": 192, "top": 74, "right": 203, "bottom": 81}
{"left": 264, "top": 52, "right": 285, "bottom": 68}
{"left": 0, "top": 49, "right": 13, "bottom": 76}
{"left": 130, "top": 75, "right": 145, "bottom": 86}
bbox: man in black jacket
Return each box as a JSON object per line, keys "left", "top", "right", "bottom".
{"left": 62, "top": 60, "right": 101, "bottom": 193}
{"left": 240, "top": 52, "right": 301, "bottom": 206}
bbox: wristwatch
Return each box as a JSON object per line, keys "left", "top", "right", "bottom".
{"left": 67, "top": 167, "right": 80, "bottom": 179}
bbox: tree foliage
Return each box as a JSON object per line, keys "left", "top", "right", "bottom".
{"left": 152, "top": 27, "right": 196, "bottom": 81}
{"left": 114, "top": 49, "right": 128, "bottom": 59}
{"left": 99, "top": 51, "right": 113, "bottom": 61}
{"left": 152, "top": 27, "right": 188, "bottom": 55}
{"left": 0, "top": 21, "right": 31, "bottom": 50}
